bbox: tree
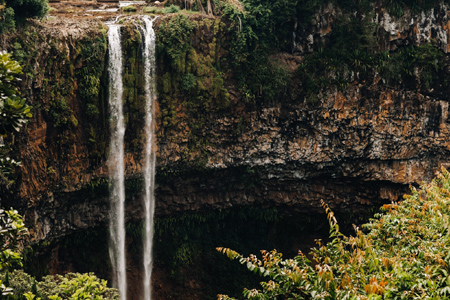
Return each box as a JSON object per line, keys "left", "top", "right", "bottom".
{"left": 0, "top": 2, "right": 14, "bottom": 34}
{"left": 5, "top": 0, "right": 48, "bottom": 21}
{"left": 0, "top": 0, "right": 48, "bottom": 33}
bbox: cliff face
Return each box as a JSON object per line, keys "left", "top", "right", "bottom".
{"left": 3, "top": 4, "right": 450, "bottom": 244}
{"left": 295, "top": 3, "right": 450, "bottom": 53}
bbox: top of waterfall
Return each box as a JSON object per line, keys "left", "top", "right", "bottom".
{"left": 119, "top": 1, "right": 146, "bottom": 7}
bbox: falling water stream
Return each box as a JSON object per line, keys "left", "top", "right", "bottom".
{"left": 106, "top": 16, "right": 157, "bottom": 300}
{"left": 106, "top": 23, "right": 127, "bottom": 300}
{"left": 139, "top": 16, "right": 157, "bottom": 300}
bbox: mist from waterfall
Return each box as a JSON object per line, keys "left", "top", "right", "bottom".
{"left": 106, "top": 23, "right": 127, "bottom": 300}
{"left": 139, "top": 15, "right": 157, "bottom": 300}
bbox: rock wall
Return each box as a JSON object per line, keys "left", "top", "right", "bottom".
{"left": 294, "top": 3, "right": 450, "bottom": 53}
{"left": 2, "top": 4, "right": 450, "bottom": 244}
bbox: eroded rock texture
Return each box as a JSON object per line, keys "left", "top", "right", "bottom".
{"left": 1, "top": 5, "right": 450, "bottom": 245}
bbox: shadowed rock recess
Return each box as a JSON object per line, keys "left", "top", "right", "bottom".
{"left": 3, "top": 1, "right": 450, "bottom": 298}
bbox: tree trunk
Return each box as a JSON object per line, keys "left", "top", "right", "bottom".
{"left": 206, "top": 0, "right": 213, "bottom": 15}
{"left": 196, "top": 0, "right": 206, "bottom": 14}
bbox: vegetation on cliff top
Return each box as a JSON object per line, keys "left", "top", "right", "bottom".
{"left": 0, "top": 0, "right": 48, "bottom": 34}
{"left": 219, "top": 168, "right": 450, "bottom": 299}
{"left": 217, "top": 0, "right": 449, "bottom": 103}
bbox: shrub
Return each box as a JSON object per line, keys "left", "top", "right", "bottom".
{"left": 181, "top": 73, "right": 197, "bottom": 91}
{"left": 5, "top": 0, "right": 48, "bottom": 20}
{"left": 1, "top": 270, "right": 120, "bottom": 300}
{"left": 143, "top": 6, "right": 163, "bottom": 14}
{"left": 0, "top": 208, "right": 118, "bottom": 300}
{"left": 219, "top": 168, "right": 450, "bottom": 299}
{"left": 0, "top": 52, "right": 32, "bottom": 187}
{"left": 122, "top": 5, "right": 137, "bottom": 12}
{"left": 164, "top": 4, "right": 181, "bottom": 13}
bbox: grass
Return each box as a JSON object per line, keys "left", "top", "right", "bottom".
{"left": 122, "top": 5, "right": 137, "bottom": 12}
{"left": 143, "top": 6, "right": 163, "bottom": 14}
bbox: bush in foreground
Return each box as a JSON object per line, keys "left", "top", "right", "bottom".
{"left": 1, "top": 270, "right": 119, "bottom": 300}
{"left": 0, "top": 208, "right": 119, "bottom": 300}
{"left": 219, "top": 168, "right": 450, "bottom": 299}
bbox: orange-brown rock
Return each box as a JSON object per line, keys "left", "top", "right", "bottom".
{"left": 1, "top": 9, "right": 450, "bottom": 244}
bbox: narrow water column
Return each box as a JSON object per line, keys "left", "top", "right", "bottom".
{"left": 140, "top": 16, "right": 157, "bottom": 300}
{"left": 107, "top": 24, "right": 127, "bottom": 300}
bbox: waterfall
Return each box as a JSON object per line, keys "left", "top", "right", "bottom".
{"left": 139, "top": 16, "right": 157, "bottom": 300}
{"left": 106, "top": 23, "right": 127, "bottom": 300}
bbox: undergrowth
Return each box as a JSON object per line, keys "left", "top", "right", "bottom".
{"left": 219, "top": 167, "right": 450, "bottom": 299}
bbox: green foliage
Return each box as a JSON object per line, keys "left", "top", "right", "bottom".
{"left": 0, "top": 210, "right": 116, "bottom": 300}
{"left": 75, "top": 30, "right": 108, "bottom": 161}
{"left": 5, "top": 0, "right": 48, "bottom": 20}
{"left": 2, "top": 270, "right": 119, "bottom": 300}
{"left": 296, "top": 9, "right": 444, "bottom": 102}
{"left": 157, "top": 16, "right": 230, "bottom": 159}
{"left": 164, "top": 4, "right": 181, "bottom": 13}
{"left": 0, "top": 0, "right": 48, "bottom": 33}
{"left": 384, "top": 0, "right": 448, "bottom": 17}
{"left": 0, "top": 209, "right": 27, "bottom": 272}
{"left": 219, "top": 168, "right": 450, "bottom": 299}
{"left": 181, "top": 73, "right": 197, "bottom": 91}
{"left": 380, "top": 43, "right": 444, "bottom": 89}
{"left": 216, "top": 0, "right": 450, "bottom": 104}
{"left": 0, "top": 52, "right": 32, "bottom": 135}
{"left": 157, "top": 15, "right": 196, "bottom": 70}
{"left": 216, "top": 0, "right": 329, "bottom": 103}
{"left": 0, "top": 52, "right": 32, "bottom": 187}
{"left": 0, "top": 4, "right": 15, "bottom": 35}
{"left": 122, "top": 5, "right": 137, "bottom": 12}
{"left": 119, "top": 25, "right": 147, "bottom": 154}
{"left": 143, "top": 6, "right": 164, "bottom": 14}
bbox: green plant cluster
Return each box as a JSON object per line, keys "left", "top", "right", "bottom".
{"left": 164, "top": 4, "right": 181, "bottom": 13}
{"left": 156, "top": 14, "right": 230, "bottom": 157}
{"left": 0, "top": 0, "right": 48, "bottom": 34}
{"left": 383, "top": 0, "right": 450, "bottom": 17}
{"left": 9, "top": 28, "right": 77, "bottom": 130}
{"left": 380, "top": 43, "right": 444, "bottom": 90}
{"left": 75, "top": 30, "right": 108, "bottom": 162}
{"left": 293, "top": 0, "right": 448, "bottom": 102}
{"left": 0, "top": 52, "right": 32, "bottom": 188}
{"left": 0, "top": 209, "right": 27, "bottom": 274}
{"left": 215, "top": 0, "right": 291, "bottom": 103}
{"left": 0, "top": 52, "right": 32, "bottom": 136}
{"left": 120, "top": 24, "right": 148, "bottom": 154}
{"left": 122, "top": 5, "right": 137, "bottom": 12}
{"left": 219, "top": 168, "right": 450, "bottom": 299}
{"left": 215, "top": 0, "right": 450, "bottom": 104}
{"left": 143, "top": 5, "right": 188, "bottom": 14}
{"left": 298, "top": 41, "right": 445, "bottom": 102}
{"left": 0, "top": 208, "right": 117, "bottom": 300}
{"left": 7, "top": 22, "right": 110, "bottom": 169}
{"left": 1, "top": 270, "right": 119, "bottom": 300}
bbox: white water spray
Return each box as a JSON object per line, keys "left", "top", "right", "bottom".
{"left": 139, "top": 16, "right": 157, "bottom": 300}
{"left": 106, "top": 23, "right": 127, "bottom": 300}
